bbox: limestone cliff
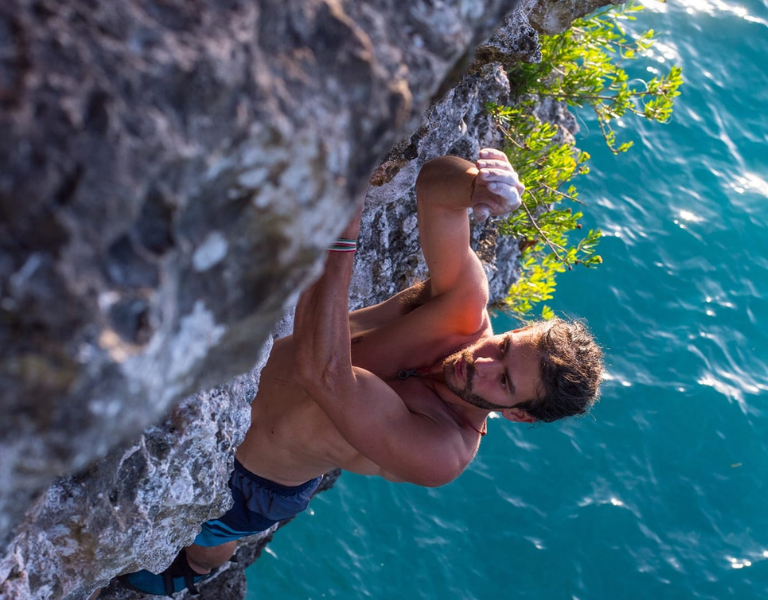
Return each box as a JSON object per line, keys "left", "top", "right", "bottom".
{"left": 0, "top": 0, "right": 600, "bottom": 598}
{"left": 0, "top": 0, "right": 525, "bottom": 551}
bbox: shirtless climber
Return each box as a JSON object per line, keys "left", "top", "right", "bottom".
{"left": 122, "top": 149, "right": 604, "bottom": 595}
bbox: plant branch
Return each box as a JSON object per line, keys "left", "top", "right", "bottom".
{"left": 519, "top": 200, "right": 569, "bottom": 264}
{"left": 494, "top": 121, "right": 527, "bottom": 151}
{"left": 570, "top": 27, "right": 647, "bottom": 52}
{"left": 540, "top": 182, "right": 586, "bottom": 204}
{"left": 595, "top": 112, "right": 621, "bottom": 154}
{"left": 538, "top": 90, "right": 663, "bottom": 102}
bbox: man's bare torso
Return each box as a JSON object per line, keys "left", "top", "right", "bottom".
{"left": 236, "top": 285, "right": 492, "bottom": 486}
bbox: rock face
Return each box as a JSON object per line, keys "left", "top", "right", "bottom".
{"left": 0, "top": 0, "right": 591, "bottom": 598}
{"left": 0, "top": 0, "right": 527, "bottom": 548}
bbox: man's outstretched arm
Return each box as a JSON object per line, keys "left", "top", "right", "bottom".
{"left": 293, "top": 207, "right": 467, "bottom": 487}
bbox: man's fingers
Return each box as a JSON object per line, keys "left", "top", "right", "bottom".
{"left": 478, "top": 148, "right": 507, "bottom": 161}
{"left": 472, "top": 204, "right": 492, "bottom": 222}
{"left": 479, "top": 167, "right": 519, "bottom": 183}
{"left": 479, "top": 167, "right": 524, "bottom": 195}
{"left": 476, "top": 159, "right": 509, "bottom": 170}
{"left": 473, "top": 148, "right": 524, "bottom": 216}
{"left": 488, "top": 183, "right": 522, "bottom": 211}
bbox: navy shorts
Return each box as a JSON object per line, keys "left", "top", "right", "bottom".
{"left": 193, "top": 459, "right": 322, "bottom": 547}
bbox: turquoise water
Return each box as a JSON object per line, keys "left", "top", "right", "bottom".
{"left": 246, "top": 1, "right": 768, "bottom": 598}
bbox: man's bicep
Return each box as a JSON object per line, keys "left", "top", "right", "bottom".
{"left": 327, "top": 369, "right": 467, "bottom": 487}
{"left": 416, "top": 247, "right": 490, "bottom": 335}
{"left": 349, "top": 281, "right": 431, "bottom": 333}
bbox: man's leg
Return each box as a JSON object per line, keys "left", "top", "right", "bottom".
{"left": 185, "top": 541, "right": 237, "bottom": 574}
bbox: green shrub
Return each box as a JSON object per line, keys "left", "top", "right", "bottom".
{"left": 489, "top": 2, "right": 683, "bottom": 317}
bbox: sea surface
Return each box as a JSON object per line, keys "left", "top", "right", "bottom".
{"left": 246, "top": 1, "right": 768, "bottom": 598}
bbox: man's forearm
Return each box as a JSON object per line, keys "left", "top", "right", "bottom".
{"left": 413, "top": 149, "right": 523, "bottom": 307}
{"left": 293, "top": 208, "right": 361, "bottom": 397}
{"left": 417, "top": 150, "right": 524, "bottom": 223}
{"left": 293, "top": 253, "right": 354, "bottom": 391}
{"left": 416, "top": 156, "right": 478, "bottom": 213}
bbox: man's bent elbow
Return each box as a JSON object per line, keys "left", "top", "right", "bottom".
{"left": 405, "top": 460, "right": 463, "bottom": 488}
{"left": 412, "top": 471, "right": 460, "bottom": 488}
{"left": 416, "top": 156, "right": 474, "bottom": 205}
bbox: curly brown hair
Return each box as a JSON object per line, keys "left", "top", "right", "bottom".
{"left": 515, "top": 318, "right": 604, "bottom": 423}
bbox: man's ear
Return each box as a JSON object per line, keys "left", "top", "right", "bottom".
{"left": 501, "top": 408, "right": 536, "bottom": 424}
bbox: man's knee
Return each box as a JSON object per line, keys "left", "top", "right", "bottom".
{"left": 185, "top": 541, "right": 237, "bottom": 574}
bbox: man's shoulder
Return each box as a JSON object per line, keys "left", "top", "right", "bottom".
{"left": 431, "top": 293, "right": 492, "bottom": 337}
{"left": 397, "top": 380, "right": 483, "bottom": 476}
{"left": 430, "top": 259, "right": 492, "bottom": 335}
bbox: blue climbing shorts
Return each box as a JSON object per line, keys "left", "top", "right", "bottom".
{"left": 193, "top": 459, "right": 322, "bottom": 547}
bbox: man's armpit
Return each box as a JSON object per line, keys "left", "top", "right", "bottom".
{"left": 397, "top": 279, "right": 432, "bottom": 313}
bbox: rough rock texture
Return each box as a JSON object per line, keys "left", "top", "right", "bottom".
{"left": 0, "top": 357, "right": 259, "bottom": 600}
{"left": 353, "top": 61, "right": 523, "bottom": 312}
{"left": 0, "top": 0, "right": 592, "bottom": 598}
{"left": 0, "top": 0, "right": 529, "bottom": 548}
{"left": 472, "top": 3, "right": 542, "bottom": 71}
{"left": 527, "top": 0, "right": 624, "bottom": 34}
{"left": 96, "top": 470, "right": 342, "bottom": 600}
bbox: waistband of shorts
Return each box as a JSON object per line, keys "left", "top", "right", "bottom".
{"left": 233, "top": 458, "right": 322, "bottom": 494}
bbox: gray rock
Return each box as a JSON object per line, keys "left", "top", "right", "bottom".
{"left": 0, "top": 0, "right": 527, "bottom": 548}
{"left": 0, "top": 0, "right": 596, "bottom": 598}
{"left": 526, "top": 0, "right": 626, "bottom": 34}
{"left": 473, "top": 8, "right": 542, "bottom": 70}
{"left": 0, "top": 359, "right": 259, "bottom": 600}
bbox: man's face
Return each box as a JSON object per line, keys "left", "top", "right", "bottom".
{"left": 441, "top": 329, "right": 542, "bottom": 413}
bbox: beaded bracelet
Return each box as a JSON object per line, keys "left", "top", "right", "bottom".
{"left": 327, "top": 237, "right": 358, "bottom": 252}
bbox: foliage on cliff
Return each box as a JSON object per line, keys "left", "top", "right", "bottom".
{"left": 490, "top": 3, "right": 683, "bottom": 317}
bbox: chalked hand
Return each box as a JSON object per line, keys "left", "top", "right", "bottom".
{"left": 471, "top": 148, "right": 525, "bottom": 222}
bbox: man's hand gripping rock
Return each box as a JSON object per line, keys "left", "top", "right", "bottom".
{"left": 471, "top": 148, "right": 525, "bottom": 223}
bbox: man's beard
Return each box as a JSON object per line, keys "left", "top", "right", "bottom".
{"left": 442, "top": 349, "right": 510, "bottom": 411}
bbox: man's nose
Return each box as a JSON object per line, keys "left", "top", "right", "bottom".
{"left": 473, "top": 357, "right": 496, "bottom": 378}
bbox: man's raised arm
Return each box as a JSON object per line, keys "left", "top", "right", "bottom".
{"left": 415, "top": 148, "right": 525, "bottom": 328}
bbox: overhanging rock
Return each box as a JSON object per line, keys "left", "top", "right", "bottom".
{"left": 0, "top": 0, "right": 526, "bottom": 548}
{"left": 1, "top": 0, "right": 596, "bottom": 598}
